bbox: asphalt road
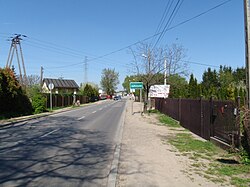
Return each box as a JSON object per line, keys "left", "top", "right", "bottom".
{"left": 0, "top": 99, "right": 126, "bottom": 187}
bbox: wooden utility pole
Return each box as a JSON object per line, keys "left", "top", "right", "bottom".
{"left": 244, "top": 0, "right": 250, "bottom": 108}
{"left": 40, "top": 66, "right": 44, "bottom": 90}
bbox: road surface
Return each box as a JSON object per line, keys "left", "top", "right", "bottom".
{"left": 0, "top": 99, "right": 126, "bottom": 187}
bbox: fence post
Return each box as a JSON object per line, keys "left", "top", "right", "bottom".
{"left": 62, "top": 95, "right": 64, "bottom": 107}
{"left": 236, "top": 96, "right": 241, "bottom": 148}
{"left": 178, "top": 97, "right": 181, "bottom": 121}
{"left": 200, "top": 96, "right": 204, "bottom": 137}
{"left": 209, "top": 96, "right": 214, "bottom": 138}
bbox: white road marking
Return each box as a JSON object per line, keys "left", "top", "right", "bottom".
{"left": 77, "top": 116, "right": 86, "bottom": 120}
{"left": 40, "top": 128, "right": 60, "bottom": 138}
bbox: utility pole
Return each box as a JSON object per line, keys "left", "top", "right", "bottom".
{"left": 84, "top": 56, "right": 88, "bottom": 83}
{"left": 164, "top": 58, "right": 167, "bottom": 85}
{"left": 6, "top": 34, "right": 27, "bottom": 86}
{"left": 244, "top": 0, "right": 250, "bottom": 108}
{"left": 40, "top": 66, "right": 44, "bottom": 90}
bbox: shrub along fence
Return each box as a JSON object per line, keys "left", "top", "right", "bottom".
{"left": 154, "top": 97, "right": 241, "bottom": 148}
{"left": 44, "top": 94, "right": 89, "bottom": 108}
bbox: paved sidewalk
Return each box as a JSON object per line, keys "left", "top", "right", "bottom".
{"left": 116, "top": 100, "right": 227, "bottom": 187}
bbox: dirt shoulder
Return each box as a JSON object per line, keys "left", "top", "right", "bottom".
{"left": 116, "top": 100, "right": 231, "bottom": 187}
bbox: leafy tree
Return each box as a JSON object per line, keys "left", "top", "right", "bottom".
{"left": 188, "top": 73, "right": 200, "bottom": 99}
{"left": 122, "top": 75, "right": 139, "bottom": 93}
{"left": 0, "top": 68, "right": 32, "bottom": 118}
{"left": 233, "top": 67, "right": 245, "bottom": 83}
{"left": 100, "top": 68, "right": 119, "bottom": 96}
{"left": 81, "top": 83, "right": 99, "bottom": 101}
{"left": 201, "top": 68, "right": 219, "bottom": 99}
{"left": 168, "top": 74, "right": 188, "bottom": 98}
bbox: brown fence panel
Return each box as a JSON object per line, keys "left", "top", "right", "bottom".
{"left": 180, "top": 99, "right": 202, "bottom": 138}
{"left": 202, "top": 100, "right": 211, "bottom": 140}
{"left": 155, "top": 98, "right": 179, "bottom": 120}
{"left": 155, "top": 97, "right": 239, "bottom": 146}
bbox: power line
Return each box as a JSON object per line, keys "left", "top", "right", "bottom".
{"left": 181, "top": 60, "right": 220, "bottom": 68}
{"left": 86, "top": 0, "right": 232, "bottom": 65}
{"left": 5, "top": 0, "right": 233, "bottom": 71}
{"left": 153, "top": 0, "right": 184, "bottom": 49}
{"left": 150, "top": 0, "right": 173, "bottom": 45}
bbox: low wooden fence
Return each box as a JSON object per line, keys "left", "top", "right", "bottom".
{"left": 154, "top": 98, "right": 241, "bottom": 148}
{"left": 44, "top": 94, "right": 89, "bottom": 108}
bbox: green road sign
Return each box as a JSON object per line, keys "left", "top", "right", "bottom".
{"left": 130, "top": 82, "right": 143, "bottom": 89}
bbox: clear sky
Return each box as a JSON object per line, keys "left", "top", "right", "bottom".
{"left": 0, "top": 0, "right": 245, "bottom": 90}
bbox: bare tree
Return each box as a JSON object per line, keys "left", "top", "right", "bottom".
{"left": 129, "top": 42, "right": 188, "bottom": 100}
{"left": 26, "top": 75, "right": 40, "bottom": 87}
{"left": 165, "top": 43, "right": 188, "bottom": 77}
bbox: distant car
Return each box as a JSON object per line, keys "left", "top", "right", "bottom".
{"left": 113, "top": 95, "right": 121, "bottom": 100}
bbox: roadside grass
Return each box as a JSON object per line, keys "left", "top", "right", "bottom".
{"left": 156, "top": 112, "right": 250, "bottom": 187}
{"left": 159, "top": 115, "right": 181, "bottom": 128}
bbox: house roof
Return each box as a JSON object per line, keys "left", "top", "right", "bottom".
{"left": 43, "top": 78, "right": 79, "bottom": 89}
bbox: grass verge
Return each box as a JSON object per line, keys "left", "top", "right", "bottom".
{"left": 157, "top": 113, "right": 250, "bottom": 187}
{"left": 159, "top": 115, "right": 181, "bottom": 128}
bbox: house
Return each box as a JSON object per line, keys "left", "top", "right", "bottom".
{"left": 42, "top": 78, "right": 79, "bottom": 94}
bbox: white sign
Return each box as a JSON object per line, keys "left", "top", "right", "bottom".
{"left": 130, "top": 88, "right": 135, "bottom": 93}
{"left": 48, "top": 83, "right": 54, "bottom": 90}
{"left": 149, "top": 84, "right": 170, "bottom": 98}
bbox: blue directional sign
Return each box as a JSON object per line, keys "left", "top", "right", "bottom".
{"left": 130, "top": 82, "right": 143, "bottom": 89}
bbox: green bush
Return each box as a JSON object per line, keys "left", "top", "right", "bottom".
{"left": 0, "top": 68, "right": 32, "bottom": 118}
{"left": 31, "top": 93, "right": 47, "bottom": 114}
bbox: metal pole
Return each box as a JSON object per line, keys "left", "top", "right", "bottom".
{"left": 164, "top": 58, "right": 167, "bottom": 85}
{"left": 140, "top": 88, "right": 143, "bottom": 114}
{"left": 14, "top": 42, "right": 23, "bottom": 85}
{"left": 50, "top": 89, "right": 52, "bottom": 111}
{"left": 6, "top": 42, "right": 13, "bottom": 68}
{"left": 18, "top": 41, "right": 27, "bottom": 86}
{"left": 244, "top": 0, "right": 250, "bottom": 108}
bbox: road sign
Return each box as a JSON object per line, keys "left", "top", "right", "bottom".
{"left": 48, "top": 83, "right": 54, "bottom": 90}
{"left": 130, "top": 82, "right": 143, "bottom": 89}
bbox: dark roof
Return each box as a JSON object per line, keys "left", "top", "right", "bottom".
{"left": 43, "top": 78, "right": 79, "bottom": 89}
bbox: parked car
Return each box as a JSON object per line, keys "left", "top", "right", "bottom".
{"left": 113, "top": 95, "right": 121, "bottom": 100}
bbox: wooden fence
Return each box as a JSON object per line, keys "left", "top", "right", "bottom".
{"left": 44, "top": 94, "right": 89, "bottom": 108}
{"left": 154, "top": 97, "right": 241, "bottom": 148}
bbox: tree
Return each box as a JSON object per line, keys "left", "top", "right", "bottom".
{"left": 81, "top": 83, "right": 99, "bottom": 101}
{"left": 122, "top": 75, "right": 138, "bottom": 93}
{"left": 27, "top": 75, "right": 40, "bottom": 87}
{"left": 129, "top": 42, "right": 187, "bottom": 100}
{"left": 188, "top": 73, "right": 200, "bottom": 99}
{"left": 0, "top": 68, "right": 32, "bottom": 118}
{"left": 201, "top": 68, "right": 219, "bottom": 99}
{"left": 168, "top": 74, "right": 188, "bottom": 98}
{"left": 100, "top": 68, "right": 119, "bottom": 96}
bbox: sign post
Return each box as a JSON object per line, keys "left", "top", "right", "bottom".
{"left": 130, "top": 82, "right": 143, "bottom": 115}
{"left": 48, "top": 83, "right": 54, "bottom": 111}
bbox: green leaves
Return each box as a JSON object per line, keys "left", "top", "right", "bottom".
{"left": 100, "top": 68, "right": 119, "bottom": 95}
{"left": 0, "top": 68, "right": 32, "bottom": 118}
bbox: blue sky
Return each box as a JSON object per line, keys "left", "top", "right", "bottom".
{"left": 0, "top": 0, "right": 245, "bottom": 90}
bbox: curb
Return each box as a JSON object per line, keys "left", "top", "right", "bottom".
{"left": 107, "top": 100, "right": 127, "bottom": 187}
{"left": 0, "top": 101, "right": 99, "bottom": 128}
